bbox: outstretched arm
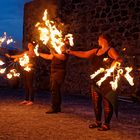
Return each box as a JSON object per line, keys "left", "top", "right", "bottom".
{"left": 39, "top": 53, "right": 53, "bottom": 60}
{"left": 67, "top": 48, "right": 97, "bottom": 59}
{"left": 5, "top": 52, "right": 25, "bottom": 59}
{"left": 51, "top": 50, "right": 66, "bottom": 61}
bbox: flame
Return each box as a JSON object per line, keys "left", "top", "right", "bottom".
{"left": 24, "top": 66, "right": 31, "bottom": 72}
{"left": 10, "top": 69, "right": 20, "bottom": 77}
{"left": 122, "top": 48, "right": 126, "bottom": 51}
{"left": 0, "top": 32, "right": 6, "bottom": 44}
{"left": 90, "top": 68, "right": 105, "bottom": 79}
{"left": 64, "top": 34, "right": 74, "bottom": 47}
{"left": 19, "top": 53, "right": 31, "bottom": 72}
{"left": 36, "top": 9, "right": 74, "bottom": 54}
{"left": 91, "top": 62, "right": 134, "bottom": 91}
{"left": 0, "top": 68, "right": 6, "bottom": 74}
{"left": 19, "top": 53, "right": 29, "bottom": 67}
{"left": 7, "top": 69, "right": 20, "bottom": 79}
{"left": 0, "top": 60, "right": 5, "bottom": 65}
{"left": 38, "top": 27, "right": 50, "bottom": 45}
{"left": 34, "top": 44, "right": 39, "bottom": 56}
{"left": 96, "top": 62, "right": 120, "bottom": 86}
{"left": 110, "top": 69, "right": 123, "bottom": 91}
{"left": 103, "top": 58, "right": 109, "bottom": 62}
{"left": 7, "top": 38, "right": 13, "bottom": 45}
{"left": 0, "top": 32, "right": 14, "bottom": 46}
{"left": 124, "top": 67, "right": 134, "bottom": 86}
{"left": 7, "top": 73, "right": 12, "bottom": 79}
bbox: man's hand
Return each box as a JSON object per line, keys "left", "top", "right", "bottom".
{"left": 14, "top": 58, "right": 18, "bottom": 62}
{"left": 5, "top": 53, "right": 11, "bottom": 58}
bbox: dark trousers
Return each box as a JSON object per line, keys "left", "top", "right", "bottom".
{"left": 23, "top": 70, "right": 34, "bottom": 101}
{"left": 50, "top": 69, "right": 65, "bottom": 111}
{"left": 92, "top": 91, "right": 113, "bottom": 124}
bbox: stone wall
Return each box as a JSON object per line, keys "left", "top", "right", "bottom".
{"left": 23, "top": 0, "right": 140, "bottom": 95}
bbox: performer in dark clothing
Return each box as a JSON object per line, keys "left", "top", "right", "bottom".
{"left": 39, "top": 43, "right": 68, "bottom": 113}
{"left": 6, "top": 43, "right": 36, "bottom": 105}
{"left": 50, "top": 55, "right": 67, "bottom": 112}
{"left": 66, "top": 34, "right": 122, "bottom": 130}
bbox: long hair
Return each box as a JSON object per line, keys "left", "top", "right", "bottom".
{"left": 99, "top": 33, "right": 112, "bottom": 46}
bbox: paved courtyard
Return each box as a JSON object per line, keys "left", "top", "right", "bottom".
{"left": 0, "top": 88, "right": 140, "bottom": 140}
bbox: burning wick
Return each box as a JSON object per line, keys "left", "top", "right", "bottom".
{"left": 103, "top": 58, "right": 109, "bottom": 62}
{"left": 0, "top": 60, "right": 5, "bottom": 65}
{"left": 90, "top": 68, "right": 105, "bottom": 79}
{"left": 24, "top": 66, "right": 31, "bottom": 72}
{"left": 7, "top": 69, "right": 20, "bottom": 79}
{"left": 124, "top": 67, "right": 134, "bottom": 86}
{"left": 122, "top": 48, "right": 126, "bottom": 51}
{"left": 34, "top": 44, "right": 39, "bottom": 56}
{"left": 110, "top": 69, "right": 123, "bottom": 91}
{"left": 0, "top": 68, "right": 6, "bottom": 74}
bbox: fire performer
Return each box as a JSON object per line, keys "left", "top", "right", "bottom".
{"left": 39, "top": 42, "right": 69, "bottom": 114}
{"left": 66, "top": 34, "right": 123, "bottom": 131}
{"left": 5, "top": 43, "right": 36, "bottom": 106}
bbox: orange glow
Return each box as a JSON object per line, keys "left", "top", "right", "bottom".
{"left": 122, "top": 48, "right": 126, "bottom": 51}
{"left": 90, "top": 68, "right": 105, "bottom": 79}
{"left": 19, "top": 53, "right": 31, "bottom": 72}
{"left": 124, "top": 67, "right": 134, "bottom": 86}
{"left": 7, "top": 73, "right": 12, "bottom": 79}
{"left": 90, "top": 61, "right": 134, "bottom": 91}
{"left": 7, "top": 69, "right": 20, "bottom": 79}
{"left": 24, "top": 66, "right": 31, "bottom": 72}
{"left": 110, "top": 69, "right": 123, "bottom": 91}
{"left": 34, "top": 44, "right": 39, "bottom": 56}
{"left": 64, "top": 34, "right": 74, "bottom": 47}
{"left": 36, "top": 9, "right": 74, "bottom": 54}
{"left": 0, "top": 32, "right": 14, "bottom": 46}
{"left": 96, "top": 62, "right": 120, "bottom": 86}
{"left": 0, "top": 68, "right": 6, "bottom": 74}
{"left": 19, "top": 53, "right": 29, "bottom": 67}
{"left": 103, "top": 58, "right": 109, "bottom": 62}
{"left": 0, "top": 60, "right": 5, "bottom": 65}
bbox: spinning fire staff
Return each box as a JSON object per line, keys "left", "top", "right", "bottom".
{"left": 5, "top": 42, "right": 37, "bottom": 106}
{"left": 66, "top": 34, "right": 125, "bottom": 131}
{"left": 0, "top": 32, "right": 20, "bottom": 80}
{"left": 35, "top": 9, "right": 74, "bottom": 54}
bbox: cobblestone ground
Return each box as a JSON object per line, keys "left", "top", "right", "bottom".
{"left": 0, "top": 88, "right": 140, "bottom": 140}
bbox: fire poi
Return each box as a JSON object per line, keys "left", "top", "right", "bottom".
{"left": 0, "top": 32, "right": 14, "bottom": 47}
{"left": 90, "top": 61, "right": 134, "bottom": 91}
{"left": 35, "top": 9, "right": 74, "bottom": 54}
{"left": 7, "top": 69, "right": 20, "bottom": 79}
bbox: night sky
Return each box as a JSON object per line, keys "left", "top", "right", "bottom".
{"left": 0, "top": 0, "right": 32, "bottom": 48}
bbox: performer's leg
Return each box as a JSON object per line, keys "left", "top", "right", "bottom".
{"left": 28, "top": 71, "right": 34, "bottom": 102}
{"left": 89, "top": 91, "right": 102, "bottom": 128}
{"left": 20, "top": 72, "right": 29, "bottom": 104}
{"left": 51, "top": 80, "right": 61, "bottom": 111}
{"left": 103, "top": 98, "right": 113, "bottom": 124}
{"left": 26, "top": 71, "right": 34, "bottom": 105}
{"left": 98, "top": 98, "right": 113, "bottom": 131}
{"left": 24, "top": 72, "right": 30, "bottom": 101}
{"left": 92, "top": 91, "right": 102, "bottom": 122}
{"left": 46, "top": 70, "right": 65, "bottom": 113}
